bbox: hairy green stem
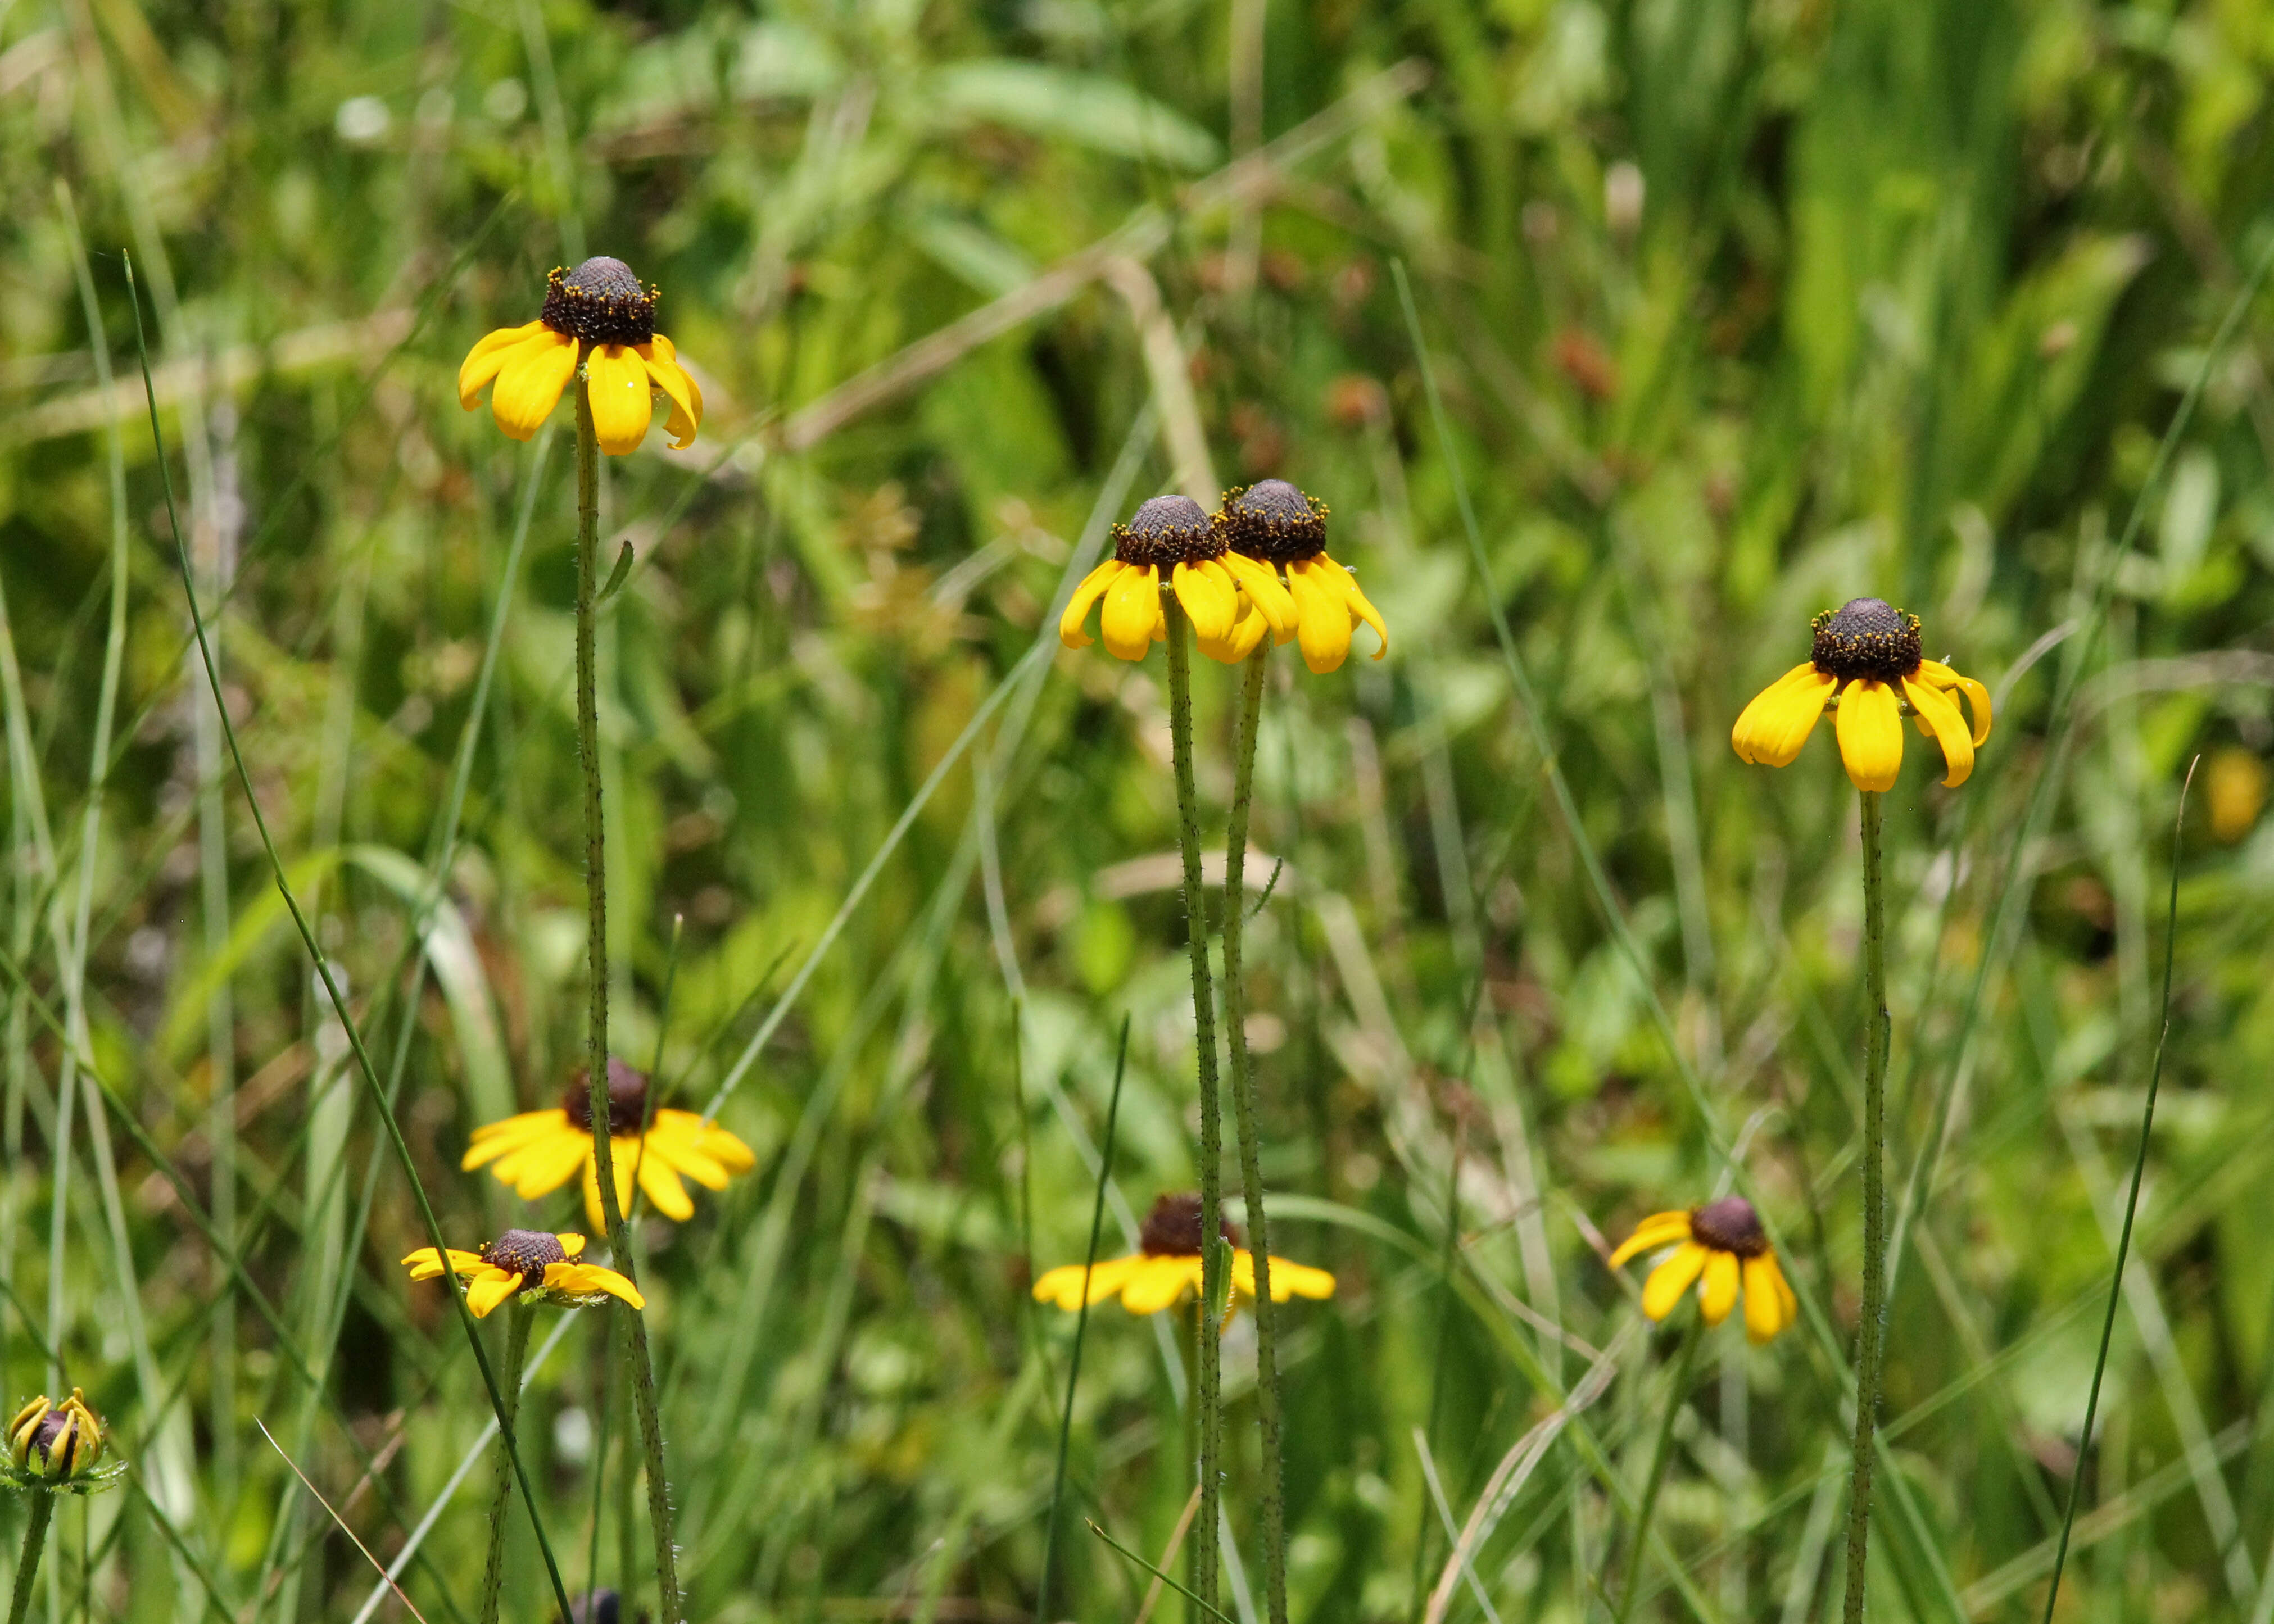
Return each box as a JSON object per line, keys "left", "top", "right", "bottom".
{"left": 573, "top": 383, "right": 682, "bottom": 1624}
{"left": 1220, "top": 644, "right": 1288, "bottom": 1624}
{"left": 1162, "top": 596, "right": 1224, "bottom": 1619}
{"left": 479, "top": 1308, "right": 534, "bottom": 1624}
{"left": 6, "top": 1494, "right": 51, "bottom": 1624}
{"left": 1841, "top": 790, "right": 1890, "bottom": 1624}
{"left": 1612, "top": 1316, "right": 1701, "bottom": 1624}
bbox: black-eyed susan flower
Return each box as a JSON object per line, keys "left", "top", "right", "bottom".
{"left": 1059, "top": 495, "right": 1296, "bottom": 666}
{"left": 458, "top": 257, "right": 704, "bottom": 455}
{"left": 1031, "top": 1192, "right": 1336, "bottom": 1317}
{"left": 401, "top": 1228, "right": 645, "bottom": 1317}
{"left": 1607, "top": 1196, "right": 1797, "bottom": 1345}
{"left": 3, "top": 1389, "right": 118, "bottom": 1490}
{"left": 461, "top": 1059, "right": 757, "bottom": 1233}
{"left": 1731, "top": 597, "right": 1992, "bottom": 793}
{"left": 1221, "top": 480, "right": 1387, "bottom": 675}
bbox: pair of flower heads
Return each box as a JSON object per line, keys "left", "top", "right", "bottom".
{"left": 1062, "top": 483, "right": 1388, "bottom": 674}
{"left": 399, "top": 1059, "right": 757, "bottom": 1320}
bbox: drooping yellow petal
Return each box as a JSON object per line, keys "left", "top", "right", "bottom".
{"left": 1698, "top": 1250, "right": 1741, "bottom": 1326}
{"left": 651, "top": 1110, "right": 756, "bottom": 1172}
{"left": 1640, "top": 1241, "right": 1709, "bottom": 1321}
{"left": 465, "top": 1270, "right": 524, "bottom": 1318}
{"left": 1918, "top": 659, "right": 1992, "bottom": 746}
{"left": 636, "top": 341, "right": 703, "bottom": 448}
{"left": 1059, "top": 560, "right": 1123, "bottom": 650}
{"left": 1742, "top": 1254, "right": 1790, "bottom": 1344}
{"left": 459, "top": 322, "right": 551, "bottom": 409}
{"left": 1608, "top": 1214, "right": 1695, "bottom": 1269}
{"left": 487, "top": 1128, "right": 592, "bottom": 1199}
{"left": 1120, "top": 1257, "right": 1201, "bottom": 1315}
{"left": 490, "top": 333, "right": 580, "bottom": 441}
{"left": 463, "top": 1109, "right": 573, "bottom": 1164}
{"left": 1319, "top": 552, "right": 1388, "bottom": 661}
{"left": 1902, "top": 676, "right": 1974, "bottom": 788}
{"left": 587, "top": 343, "right": 655, "bottom": 455}
{"left": 1221, "top": 552, "right": 1299, "bottom": 638}
{"left": 1031, "top": 1255, "right": 1144, "bottom": 1309}
{"left": 1732, "top": 664, "right": 1837, "bottom": 768}
{"left": 634, "top": 1149, "right": 696, "bottom": 1221}
{"left": 1833, "top": 678, "right": 1904, "bottom": 792}
{"left": 1172, "top": 561, "right": 1238, "bottom": 645}
{"left": 1286, "top": 558, "right": 1354, "bottom": 674}
{"left": 546, "top": 1262, "right": 646, "bottom": 1310}
{"left": 1230, "top": 1251, "right": 1337, "bottom": 1301}
{"left": 1100, "top": 564, "right": 1163, "bottom": 661}
{"left": 580, "top": 1153, "right": 640, "bottom": 1235}
{"left": 1197, "top": 604, "right": 1269, "bottom": 665}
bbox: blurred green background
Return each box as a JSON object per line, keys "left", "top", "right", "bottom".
{"left": 7, "top": 0, "right": 2274, "bottom": 1618}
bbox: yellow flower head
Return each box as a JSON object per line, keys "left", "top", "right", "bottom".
{"left": 1607, "top": 1197, "right": 1797, "bottom": 1345}
{"left": 457, "top": 257, "right": 704, "bottom": 455}
{"left": 1059, "top": 495, "right": 1284, "bottom": 666}
{"left": 1731, "top": 598, "right": 1991, "bottom": 792}
{"left": 5, "top": 1389, "right": 108, "bottom": 1487}
{"left": 1031, "top": 1192, "right": 1337, "bottom": 1318}
{"left": 401, "top": 1228, "right": 645, "bottom": 1317}
{"left": 1222, "top": 480, "right": 1387, "bottom": 674}
{"left": 461, "top": 1058, "right": 757, "bottom": 1233}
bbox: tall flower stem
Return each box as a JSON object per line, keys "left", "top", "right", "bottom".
{"left": 573, "top": 382, "right": 681, "bottom": 1624}
{"left": 6, "top": 1494, "right": 51, "bottom": 1624}
{"left": 1841, "top": 788, "right": 1891, "bottom": 1624}
{"left": 479, "top": 1307, "right": 534, "bottom": 1624}
{"left": 1220, "top": 643, "right": 1288, "bottom": 1624}
{"left": 1162, "top": 596, "right": 1225, "bottom": 1621}
{"left": 1612, "top": 1315, "right": 1702, "bottom": 1624}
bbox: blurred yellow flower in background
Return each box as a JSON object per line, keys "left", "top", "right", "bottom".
{"left": 457, "top": 257, "right": 703, "bottom": 453}
{"left": 463, "top": 1059, "right": 756, "bottom": 1232}
{"left": 2207, "top": 747, "right": 2268, "bottom": 842}
{"left": 1732, "top": 598, "right": 1991, "bottom": 792}
{"left": 1032, "top": 1192, "right": 1335, "bottom": 1316}
{"left": 1609, "top": 1196, "right": 1797, "bottom": 1344}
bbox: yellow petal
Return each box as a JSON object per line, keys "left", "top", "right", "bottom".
{"left": 401, "top": 1247, "right": 443, "bottom": 1273}
{"left": 1902, "top": 676, "right": 1974, "bottom": 788}
{"left": 657, "top": 1112, "right": 757, "bottom": 1171}
{"left": 1171, "top": 561, "right": 1237, "bottom": 645}
{"left": 488, "top": 1129, "right": 591, "bottom": 1200}
{"left": 1834, "top": 679, "right": 1904, "bottom": 793}
{"left": 1197, "top": 604, "right": 1269, "bottom": 665}
{"left": 635, "top": 1150, "right": 696, "bottom": 1220}
{"left": 1031, "top": 1255, "right": 1143, "bottom": 1309}
{"left": 463, "top": 1109, "right": 573, "bottom": 1164}
{"left": 1608, "top": 1214, "right": 1695, "bottom": 1269}
{"left": 465, "top": 1270, "right": 523, "bottom": 1318}
{"left": 581, "top": 1154, "right": 641, "bottom": 1233}
{"left": 557, "top": 1233, "right": 587, "bottom": 1259}
{"left": 1919, "top": 660, "right": 1992, "bottom": 746}
{"left": 1319, "top": 552, "right": 1388, "bottom": 661}
{"left": 490, "top": 333, "right": 579, "bottom": 441}
{"left": 546, "top": 1262, "right": 646, "bottom": 1310}
{"left": 1286, "top": 558, "right": 1353, "bottom": 674}
{"left": 1732, "top": 664, "right": 1836, "bottom": 768}
{"left": 1222, "top": 552, "right": 1299, "bottom": 637}
{"left": 637, "top": 340, "right": 702, "bottom": 448}
{"left": 1230, "top": 1251, "right": 1337, "bottom": 1301}
{"left": 1640, "top": 1241, "right": 1709, "bottom": 1321}
{"left": 587, "top": 344, "right": 655, "bottom": 456}
{"left": 1059, "top": 559, "right": 1123, "bottom": 650}
{"left": 1120, "top": 1257, "right": 1200, "bottom": 1315}
{"left": 1698, "top": 1250, "right": 1741, "bottom": 1326}
{"left": 1742, "top": 1254, "right": 1790, "bottom": 1344}
{"left": 1100, "top": 565, "right": 1163, "bottom": 661}
{"left": 459, "top": 322, "right": 550, "bottom": 410}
